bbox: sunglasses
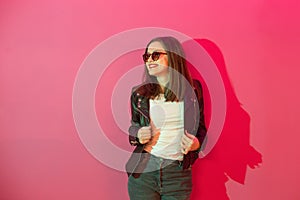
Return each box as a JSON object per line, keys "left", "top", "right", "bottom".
{"left": 142, "top": 52, "right": 167, "bottom": 62}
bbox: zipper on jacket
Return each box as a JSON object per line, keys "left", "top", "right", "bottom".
{"left": 135, "top": 94, "right": 150, "bottom": 125}
{"left": 192, "top": 96, "right": 197, "bottom": 134}
{"left": 136, "top": 106, "right": 150, "bottom": 125}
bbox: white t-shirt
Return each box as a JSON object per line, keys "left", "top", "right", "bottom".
{"left": 144, "top": 94, "right": 184, "bottom": 161}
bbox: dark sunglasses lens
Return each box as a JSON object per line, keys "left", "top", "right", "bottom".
{"left": 143, "top": 53, "right": 150, "bottom": 62}
{"left": 152, "top": 52, "right": 160, "bottom": 61}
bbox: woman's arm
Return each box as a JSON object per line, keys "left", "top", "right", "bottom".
{"left": 193, "top": 79, "right": 207, "bottom": 151}
{"left": 128, "top": 87, "right": 152, "bottom": 146}
{"left": 128, "top": 88, "right": 142, "bottom": 146}
{"left": 181, "top": 80, "right": 207, "bottom": 154}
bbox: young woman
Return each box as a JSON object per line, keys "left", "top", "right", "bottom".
{"left": 126, "top": 36, "right": 207, "bottom": 200}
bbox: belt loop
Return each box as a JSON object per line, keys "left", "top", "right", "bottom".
{"left": 179, "top": 160, "right": 183, "bottom": 167}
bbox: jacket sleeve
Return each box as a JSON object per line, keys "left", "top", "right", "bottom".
{"left": 128, "top": 88, "right": 142, "bottom": 146}
{"left": 193, "top": 79, "right": 207, "bottom": 151}
{"left": 182, "top": 79, "right": 207, "bottom": 169}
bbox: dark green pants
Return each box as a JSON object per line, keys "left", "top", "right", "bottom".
{"left": 128, "top": 153, "right": 192, "bottom": 200}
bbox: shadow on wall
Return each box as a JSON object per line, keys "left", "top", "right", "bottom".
{"left": 183, "top": 39, "right": 263, "bottom": 200}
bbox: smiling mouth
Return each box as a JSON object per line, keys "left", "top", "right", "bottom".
{"left": 148, "top": 64, "right": 158, "bottom": 69}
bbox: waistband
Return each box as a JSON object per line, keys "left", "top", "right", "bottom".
{"left": 142, "top": 150, "right": 183, "bottom": 166}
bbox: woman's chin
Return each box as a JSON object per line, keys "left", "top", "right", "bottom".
{"left": 148, "top": 71, "right": 158, "bottom": 76}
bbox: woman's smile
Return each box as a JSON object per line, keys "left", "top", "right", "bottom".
{"left": 148, "top": 64, "right": 159, "bottom": 69}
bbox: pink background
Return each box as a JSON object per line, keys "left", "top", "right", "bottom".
{"left": 1, "top": 0, "right": 300, "bottom": 199}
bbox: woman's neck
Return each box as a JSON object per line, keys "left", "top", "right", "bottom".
{"left": 156, "top": 74, "right": 169, "bottom": 88}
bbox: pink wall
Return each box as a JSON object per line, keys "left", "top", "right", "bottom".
{"left": 1, "top": 0, "right": 300, "bottom": 199}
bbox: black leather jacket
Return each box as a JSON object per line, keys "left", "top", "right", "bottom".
{"left": 126, "top": 79, "right": 207, "bottom": 177}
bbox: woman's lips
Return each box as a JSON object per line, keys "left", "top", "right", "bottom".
{"left": 148, "top": 64, "right": 158, "bottom": 69}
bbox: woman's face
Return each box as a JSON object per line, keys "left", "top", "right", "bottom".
{"left": 145, "top": 41, "right": 169, "bottom": 77}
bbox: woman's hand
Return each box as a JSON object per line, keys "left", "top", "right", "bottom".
{"left": 137, "top": 126, "right": 152, "bottom": 144}
{"left": 181, "top": 130, "right": 200, "bottom": 154}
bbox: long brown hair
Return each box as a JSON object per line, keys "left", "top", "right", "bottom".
{"left": 142, "top": 36, "right": 193, "bottom": 101}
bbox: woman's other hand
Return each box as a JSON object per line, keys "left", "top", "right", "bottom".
{"left": 181, "top": 130, "right": 200, "bottom": 154}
